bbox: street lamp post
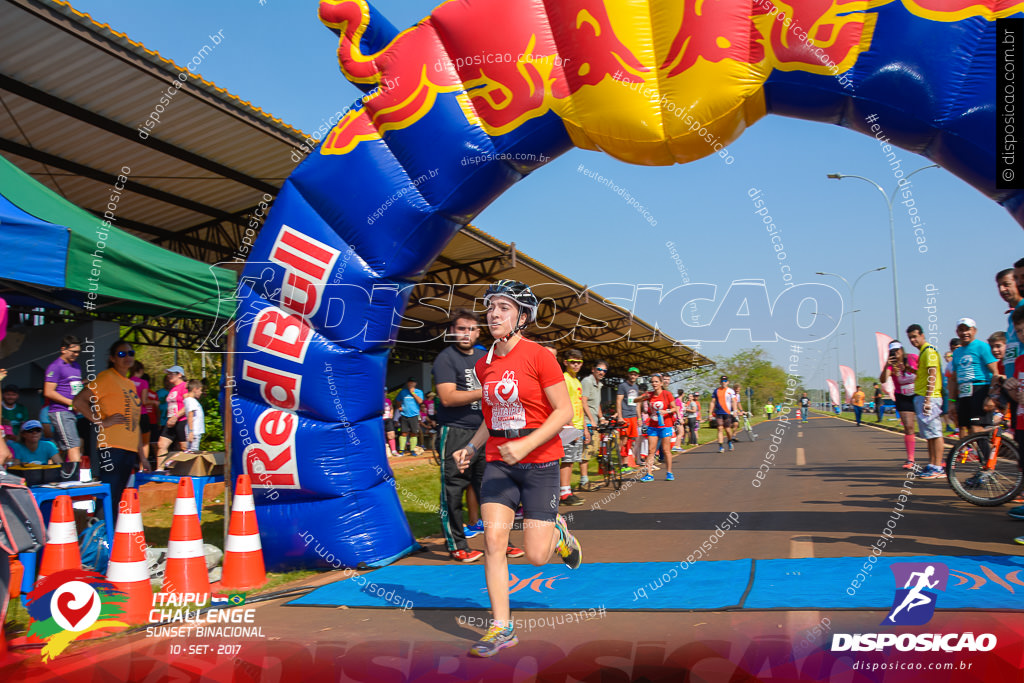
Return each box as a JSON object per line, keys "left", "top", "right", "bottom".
{"left": 816, "top": 268, "right": 885, "bottom": 379}
{"left": 826, "top": 166, "right": 937, "bottom": 339}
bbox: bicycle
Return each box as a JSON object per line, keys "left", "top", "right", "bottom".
{"left": 946, "top": 424, "right": 1023, "bottom": 506}
{"left": 740, "top": 413, "right": 757, "bottom": 442}
{"left": 594, "top": 420, "right": 627, "bottom": 491}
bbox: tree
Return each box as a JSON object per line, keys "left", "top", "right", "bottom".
{"left": 711, "top": 347, "right": 797, "bottom": 411}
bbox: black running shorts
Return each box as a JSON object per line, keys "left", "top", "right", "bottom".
{"left": 481, "top": 460, "right": 559, "bottom": 522}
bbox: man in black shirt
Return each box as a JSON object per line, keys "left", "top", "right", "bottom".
{"left": 433, "top": 309, "right": 523, "bottom": 562}
{"left": 873, "top": 383, "right": 884, "bottom": 422}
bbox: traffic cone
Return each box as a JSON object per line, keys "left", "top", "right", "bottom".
{"left": 214, "top": 475, "right": 266, "bottom": 593}
{"left": 37, "top": 495, "right": 80, "bottom": 582}
{"left": 162, "top": 478, "right": 211, "bottom": 596}
{"left": 106, "top": 488, "right": 152, "bottom": 624}
{"left": 8, "top": 555, "right": 23, "bottom": 600}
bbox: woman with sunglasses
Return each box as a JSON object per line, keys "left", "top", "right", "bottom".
{"left": 8, "top": 419, "right": 61, "bottom": 466}
{"left": 453, "top": 280, "right": 581, "bottom": 657}
{"left": 73, "top": 339, "right": 148, "bottom": 516}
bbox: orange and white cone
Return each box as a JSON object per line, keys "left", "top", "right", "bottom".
{"left": 36, "top": 495, "right": 80, "bottom": 583}
{"left": 161, "top": 478, "right": 210, "bottom": 596}
{"left": 106, "top": 488, "right": 152, "bottom": 624}
{"left": 214, "top": 475, "right": 266, "bottom": 593}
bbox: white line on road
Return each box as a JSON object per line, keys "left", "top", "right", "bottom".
{"left": 796, "top": 447, "right": 806, "bottom": 466}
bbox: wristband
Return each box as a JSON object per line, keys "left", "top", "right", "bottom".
{"left": 466, "top": 442, "right": 477, "bottom": 456}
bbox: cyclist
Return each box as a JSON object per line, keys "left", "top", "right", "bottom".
{"left": 948, "top": 318, "right": 1000, "bottom": 437}
{"left": 880, "top": 341, "right": 919, "bottom": 469}
{"left": 711, "top": 376, "right": 736, "bottom": 452}
{"left": 453, "top": 280, "right": 581, "bottom": 657}
{"left": 641, "top": 375, "right": 677, "bottom": 481}
{"left": 1004, "top": 306, "right": 1024, "bottom": 526}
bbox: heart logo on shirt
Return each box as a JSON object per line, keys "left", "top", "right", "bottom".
{"left": 495, "top": 371, "right": 519, "bottom": 404}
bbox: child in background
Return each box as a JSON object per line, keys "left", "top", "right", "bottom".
{"left": 183, "top": 380, "right": 205, "bottom": 453}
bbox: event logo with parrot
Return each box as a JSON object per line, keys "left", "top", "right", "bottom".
{"left": 25, "top": 569, "right": 129, "bottom": 661}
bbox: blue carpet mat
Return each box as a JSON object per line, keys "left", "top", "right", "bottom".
{"left": 287, "top": 559, "right": 753, "bottom": 610}
{"left": 285, "top": 555, "right": 1024, "bottom": 611}
{"left": 743, "top": 555, "right": 1024, "bottom": 610}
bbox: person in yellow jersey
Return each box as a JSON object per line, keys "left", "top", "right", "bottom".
{"left": 906, "top": 324, "right": 945, "bottom": 480}
{"left": 73, "top": 339, "right": 149, "bottom": 519}
{"left": 558, "top": 348, "right": 587, "bottom": 506}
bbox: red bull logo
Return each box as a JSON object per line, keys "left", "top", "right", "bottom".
{"left": 315, "top": 0, "right": 1005, "bottom": 164}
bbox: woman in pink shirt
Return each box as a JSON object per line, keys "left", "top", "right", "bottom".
{"left": 880, "top": 340, "right": 919, "bottom": 469}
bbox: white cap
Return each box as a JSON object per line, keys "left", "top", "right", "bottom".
{"left": 888, "top": 341, "right": 902, "bottom": 351}
{"left": 956, "top": 317, "right": 977, "bottom": 329}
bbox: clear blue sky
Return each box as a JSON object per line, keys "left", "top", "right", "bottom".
{"left": 72, "top": 0, "right": 1023, "bottom": 389}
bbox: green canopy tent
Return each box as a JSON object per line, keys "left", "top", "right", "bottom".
{"left": 0, "top": 155, "right": 236, "bottom": 321}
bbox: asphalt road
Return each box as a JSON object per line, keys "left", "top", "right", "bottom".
{"left": 8, "top": 416, "right": 1022, "bottom": 682}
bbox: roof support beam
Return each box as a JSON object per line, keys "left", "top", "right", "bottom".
{"left": 0, "top": 74, "right": 279, "bottom": 194}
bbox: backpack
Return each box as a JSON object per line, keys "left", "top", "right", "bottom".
{"left": 79, "top": 516, "right": 110, "bottom": 574}
{"left": 0, "top": 472, "right": 47, "bottom": 554}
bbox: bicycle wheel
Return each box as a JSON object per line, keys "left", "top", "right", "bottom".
{"left": 946, "top": 433, "right": 1024, "bottom": 506}
{"left": 609, "top": 435, "right": 623, "bottom": 491}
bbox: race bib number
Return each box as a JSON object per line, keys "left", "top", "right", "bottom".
{"left": 959, "top": 383, "right": 972, "bottom": 398}
{"left": 70, "top": 380, "right": 84, "bottom": 396}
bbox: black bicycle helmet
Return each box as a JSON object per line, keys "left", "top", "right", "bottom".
{"left": 482, "top": 279, "right": 539, "bottom": 362}
{"left": 483, "top": 279, "right": 538, "bottom": 323}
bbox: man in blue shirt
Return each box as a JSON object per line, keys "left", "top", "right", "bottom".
{"left": 394, "top": 377, "right": 424, "bottom": 456}
{"left": 948, "top": 317, "right": 1000, "bottom": 435}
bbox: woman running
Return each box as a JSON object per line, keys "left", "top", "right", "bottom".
{"left": 641, "top": 375, "right": 677, "bottom": 481}
{"left": 879, "top": 340, "right": 919, "bottom": 469}
{"left": 453, "top": 280, "right": 582, "bottom": 657}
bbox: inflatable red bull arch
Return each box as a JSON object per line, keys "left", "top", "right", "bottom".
{"left": 231, "top": 0, "right": 1022, "bottom": 570}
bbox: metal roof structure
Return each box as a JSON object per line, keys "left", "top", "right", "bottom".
{"left": 0, "top": 0, "right": 306, "bottom": 264}
{"left": 0, "top": 0, "right": 713, "bottom": 375}
{"left": 398, "top": 225, "right": 714, "bottom": 376}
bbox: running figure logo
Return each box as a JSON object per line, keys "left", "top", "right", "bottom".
{"left": 883, "top": 562, "right": 948, "bottom": 626}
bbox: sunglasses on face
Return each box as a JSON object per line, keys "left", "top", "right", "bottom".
{"left": 567, "top": 360, "right": 583, "bottom": 365}
{"left": 116, "top": 349, "right": 135, "bottom": 358}
{"left": 594, "top": 368, "right": 607, "bottom": 372}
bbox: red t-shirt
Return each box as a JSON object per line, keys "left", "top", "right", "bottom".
{"left": 646, "top": 390, "right": 676, "bottom": 427}
{"left": 475, "top": 338, "right": 566, "bottom": 464}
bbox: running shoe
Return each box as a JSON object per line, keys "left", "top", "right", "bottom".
{"left": 651, "top": 464, "right": 661, "bottom": 471}
{"left": 901, "top": 460, "right": 916, "bottom": 470}
{"left": 553, "top": 513, "right": 582, "bottom": 569}
{"left": 463, "top": 525, "right": 481, "bottom": 539}
{"left": 506, "top": 544, "right": 525, "bottom": 558}
{"left": 964, "top": 471, "right": 995, "bottom": 488}
{"left": 467, "top": 520, "right": 485, "bottom": 534}
{"left": 718, "top": 445, "right": 725, "bottom": 453}
{"left": 621, "top": 466, "right": 635, "bottom": 474}
{"left": 1006, "top": 505, "right": 1024, "bottom": 520}
{"left": 469, "top": 623, "right": 518, "bottom": 657}
{"left": 514, "top": 505, "right": 524, "bottom": 520}
{"left": 560, "top": 494, "right": 584, "bottom": 506}
{"left": 1014, "top": 536, "right": 1024, "bottom": 546}
{"left": 640, "top": 474, "right": 655, "bottom": 482}
{"left": 727, "top": 442, "right": 734, "bottom": 451}
{"left": 666, "top": 472, "right": 675, "bottom": 481}
{"left": 450, "top": 549, "right": 483, "bottom": 563}
{"left": 918, "top": 465, "right": 944, "bottom": 480}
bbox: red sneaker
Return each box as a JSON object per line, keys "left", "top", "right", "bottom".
{"left": 450, "top": 549, "right": 483, "bottom": 563}
{"left": 506, "top": 545, "right": 525, "bottom": 558}
{"left": 901, "top": 460, "right": 916, "bottom": 470}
